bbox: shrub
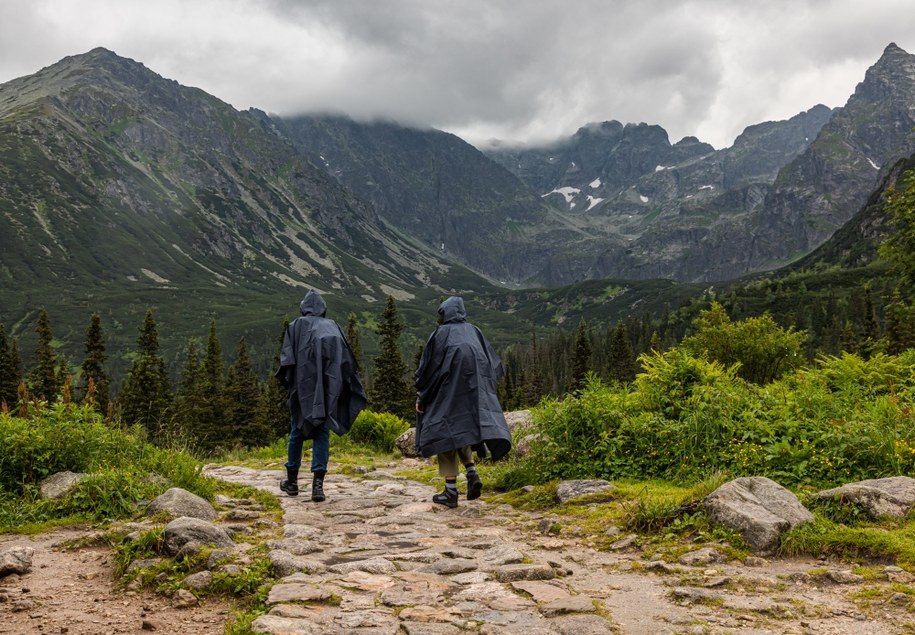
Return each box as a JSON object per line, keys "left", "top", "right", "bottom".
{"left": 346, "top": 410, "right": 410, "bottom": 452}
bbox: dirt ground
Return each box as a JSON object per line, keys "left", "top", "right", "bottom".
{"left": 0, "top": 528, "right": 232, "bottom": 635}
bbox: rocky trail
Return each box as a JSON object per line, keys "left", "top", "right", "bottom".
{"left": 1, "top": 458, "right": 913, "bottom": 634}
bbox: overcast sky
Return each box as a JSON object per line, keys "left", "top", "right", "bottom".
{"left": 2, "top": 0, "right": 914, "bottom": 149}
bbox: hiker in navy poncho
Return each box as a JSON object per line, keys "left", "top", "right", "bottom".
{"left": 276, "top": 289, "right": 366, "bottom": 501}
{"left": 415, "top": 296, "right": 511, "bottom": 507}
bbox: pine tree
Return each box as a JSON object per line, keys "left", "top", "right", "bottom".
{"left": 225, "top": 337, "right": 267, "bottom": 448}
{"left": 522, "top": 326, "right": 545, "bottom": 406}
{"left": 885, "top": 289, "right": 915, "bottom": 355}
{"left": 345, "top": 312, "right": 364, "bottom": 374}
{"left": 0, "top": 325, "right": 19, "bottom": 409}
{"left": 174, "top": 338, "right": 207, "bottom": 441}
{"left": 80, "top": 313, "right": 110, "bottom": 411}
{"left": 568, "top": 318, "right": 592, "bottom": 393}
{"left": 607, "top": 321, "right": 637, "bottom": 383}
{"left": 256, "top": 319, "right": 290, "bottom": 442}
{"left": 56, "top": 353, "right": 72, "bottom": 402}
{"left": 198, "top": 319, "right": 227, "bottom": 450}
{"left": 369, "top": 295, "right": 413, "bottom": 420}
{"left": 119, "top": 309, "right": 172, "bottom": 438}
{"left": 28, "top": 309, "right": 59, "bottom": 402}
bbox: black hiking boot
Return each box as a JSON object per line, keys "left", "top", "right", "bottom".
{"left": 280, "top": 469, "right": 299, "bottom": 497}
{"left": 466, "top": 472, "right": 482, "bottom": 500}
{"left": 311, "top": 472, "right": 326, "bottom": 502}
{"left": 432, "top": 487, "right": 458, "bottom": 508}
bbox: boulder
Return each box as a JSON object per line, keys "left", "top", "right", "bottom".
{"left": 40, "top": 471, "right": 88, "bottom": 500}
{"left": 704, "top": 476, "right": 813, "bottom": 555}
{"left": 555, "top": 479, "right": 616, "bottom": 504}
{"left": 395, "top": 427, "right": 418, "bottom": 457}
{"left": 504, "top": 410, "right": 534, "bottom": 433}
{"left": 0, "top": 546, "right": 34, "bottom": 577}
{"left": 163, "top": 517, "right": 233, "bottom": 556}
{"left": 809, "top": 476, "right": 915, "bottom": 518}
{"left": 147, "top": 487, "right": 217, "bottom": 521}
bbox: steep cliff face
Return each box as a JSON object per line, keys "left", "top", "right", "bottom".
{"left": 264, "top": 114, "right": 558, "bottom": 282}
{"left": 750, "top": 43, "right": 915, "bottom": 268}
{"left": 483, "top": 105, "right": 833, "bottom": 284}
{"left": 0, "top": 48, "right": 459, "bottom": 298}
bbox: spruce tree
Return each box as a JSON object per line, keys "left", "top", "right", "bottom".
{"left": 174, "top": 338, "right": 207, "bottom": 441}
{"left": 198, "top": 320, "right": 227, "bottom": 450}
{"left": 0, "top": 325, "right": 18, "bottom": 408}
{"left": 80, "top": 313, "right": 110, "bottom": 410}
{"left": 522, "top": 326, "right": 545, "bottom": 406}
{"left": 607, "top": 321, "right": 637, "bottom": 383}
{"left": 28, "top": 309, "right": 59, "bottom": 401}
{"left": 369, "top": 295, "right": 413, "bottom": 420}
{"left": 345, "top": 312, "right": 364, "bottom": 374}
{"left": 256, "top": 319, "right": 290, "bottom": 442}
{"left": 119, "top": 309, "right": 171, "bottom": 438}
{"left": 568, "top": 318, "right": 592, "bottom": 393}
{"left": 225, "top": 337, "right": 266, "bottom": 448}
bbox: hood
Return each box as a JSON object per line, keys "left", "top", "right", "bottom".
{"left": 299, "top": 289, "right": 327, "bottom": 317}
{"left": 438, "top": 296, "right": 466, "bottom": 324}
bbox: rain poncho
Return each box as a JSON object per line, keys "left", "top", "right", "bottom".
{"left": 415, "top": 296, "right": 511, "bottom": 460}
{"left": 276, "top": 289, "right": 366, "bottom": 439}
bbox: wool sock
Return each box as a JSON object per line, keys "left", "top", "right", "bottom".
{"left": 445, "top": 479, "right": 458, "bottom": 492}
{"left": 464, "top": 463, "right": 477, "bottom": 477}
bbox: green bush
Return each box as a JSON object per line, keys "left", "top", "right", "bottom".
{"left": 0, "top": 401, "right": 211, "bottom": 529}
{"left": 519, "top": 348, "right": 915, "bottom": 488}
{"left": 346, "top": 410, "right": 410, "bottom": 452}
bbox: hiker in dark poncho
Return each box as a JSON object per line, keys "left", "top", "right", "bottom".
{"left": 275, "top": 289, "right": 366, "bottom": 502}
{"left": 415, "top": 296, "right": 511, "bottom": 508}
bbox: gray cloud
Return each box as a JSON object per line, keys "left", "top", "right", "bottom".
{"left": 1, "top": 0, "right": 913, "bottom": 149}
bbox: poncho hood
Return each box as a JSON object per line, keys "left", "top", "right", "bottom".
{"left": 438, "top": 296, "right": 466, "bottom": 324}
{"left": 300, "top": 289, "right": 327, "bottom": 317}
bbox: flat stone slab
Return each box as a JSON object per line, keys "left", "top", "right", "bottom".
{"left": 540, "top": 595, "right": 597, "bottom": 616}
{"left": 555, "top": 480, "right": 616, "bottom": 504}
{"left": 811, "top": 476, "right": 915, "bottom": 518}
{"left": 493, "top": 564, "right": 556, "bottom": 582}
{"left": 511, "top": 580, "right": 572, "bottom": 603}
{"left": 267, "top": 583, "right": 334, "bottom": 605}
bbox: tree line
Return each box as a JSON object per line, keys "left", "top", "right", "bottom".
{"left": 0, "top": 295, "right": 422, "bottom": 456}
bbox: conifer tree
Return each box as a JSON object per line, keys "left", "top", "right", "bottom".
{"left": 568, "top": 318, "right": 592, "bottom": 393}
{"left": 256, "top": 319, "right": 290, "bottom": 442}
{"left": 885, "top": 289, "right": 915, "bottom": 355}
{"left": 345, "top": 312, "right": 364, "bottom": 375}
{"left": 369, "top": 295, "right": 413, "bottom": 420}
{"left": 197, "top": 320, "right": 227, "bottom": 451}
{"left": 56, "top": 354, "right": 72, "bottom": 401}
{"left": 28, "top": 309, "right": 59, "bottom": 401}
{"left": 174, "top": 338, "right": 206, "bottom": 439}
{"left": 119, "top": 309, "right": 171, "bottom": 438}
{"left": 522, "top": 326, "right": 545, "bottom": 406}
{"left": 607, "top": 321, "right": 637, "bottom": 383}
{"left": 80, "top": 313, "right": 110, "bottom": 410}
{"left": 0, "top": 325, "right": 19, "bottom": 408}
{"left": 225, "top": 337, "right": 266, "bottom": 448}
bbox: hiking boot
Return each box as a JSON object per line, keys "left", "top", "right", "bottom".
{"left": 432, "top": 487, "right": 458, "bottom": 508}
{"left": 280, "top": 469, "right": 299, "bottom": 497}
{"left": 466, "top": 472, "right": 482, "bottom": 500}
{"left": 311, "top": 472, "right": 326, "bottom": 502}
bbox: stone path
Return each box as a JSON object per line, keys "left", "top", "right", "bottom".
{"left": 205, "top": 462, "right": 909, "bottom": 635}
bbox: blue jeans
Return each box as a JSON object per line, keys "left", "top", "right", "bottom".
{"left": 285, "top": 418, "right": 330, "bottom": 474}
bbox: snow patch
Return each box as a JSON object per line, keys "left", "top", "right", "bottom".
{"left": 589, "top": 178, "right": 602, "bottom": 188}
{"left": 639, "top": 195, "right": 649, "bottom": 203}
{"left": 699, "top": 185, "right": 715, "bottom": 190}
{"left": 586, "top": 196, "right": 604, "bottom": 211}
{"left": 542, "top": 187, "right": 581, "bottom": 204}
{"left": 141, "top": 268, "right": 170, "bottom": 284}
{"left": 868, "top": 158, "right": 879, "bottom": 170}
{"left": 655, "top": 165, "right": 668, "bottom": 172}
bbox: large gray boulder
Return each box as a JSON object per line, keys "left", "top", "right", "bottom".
{"left": 163, "top": 517, "right": 233, "bottom": 556}
{"left": 504, "top": 410, "right": 534, "bottom": 433}
{"left": 147, "top": 487, "right": 217, "bottom": 521}
{"left": 810, "top": 476, "right": 915, "bottom": 518}
{"left": 0, "top": 546, "right": 34, "bottom": 577}
{"left": 555, "top": 479, "right": 616, "bottom": 504}
{"left": 704, "top": 476, "right": 813, "bottom": 555}
{"left": 395, "top": 427, "right": 418, "bottom": 457}
{"left": 40, "top": 471, "right": 88, "bottom": 500}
